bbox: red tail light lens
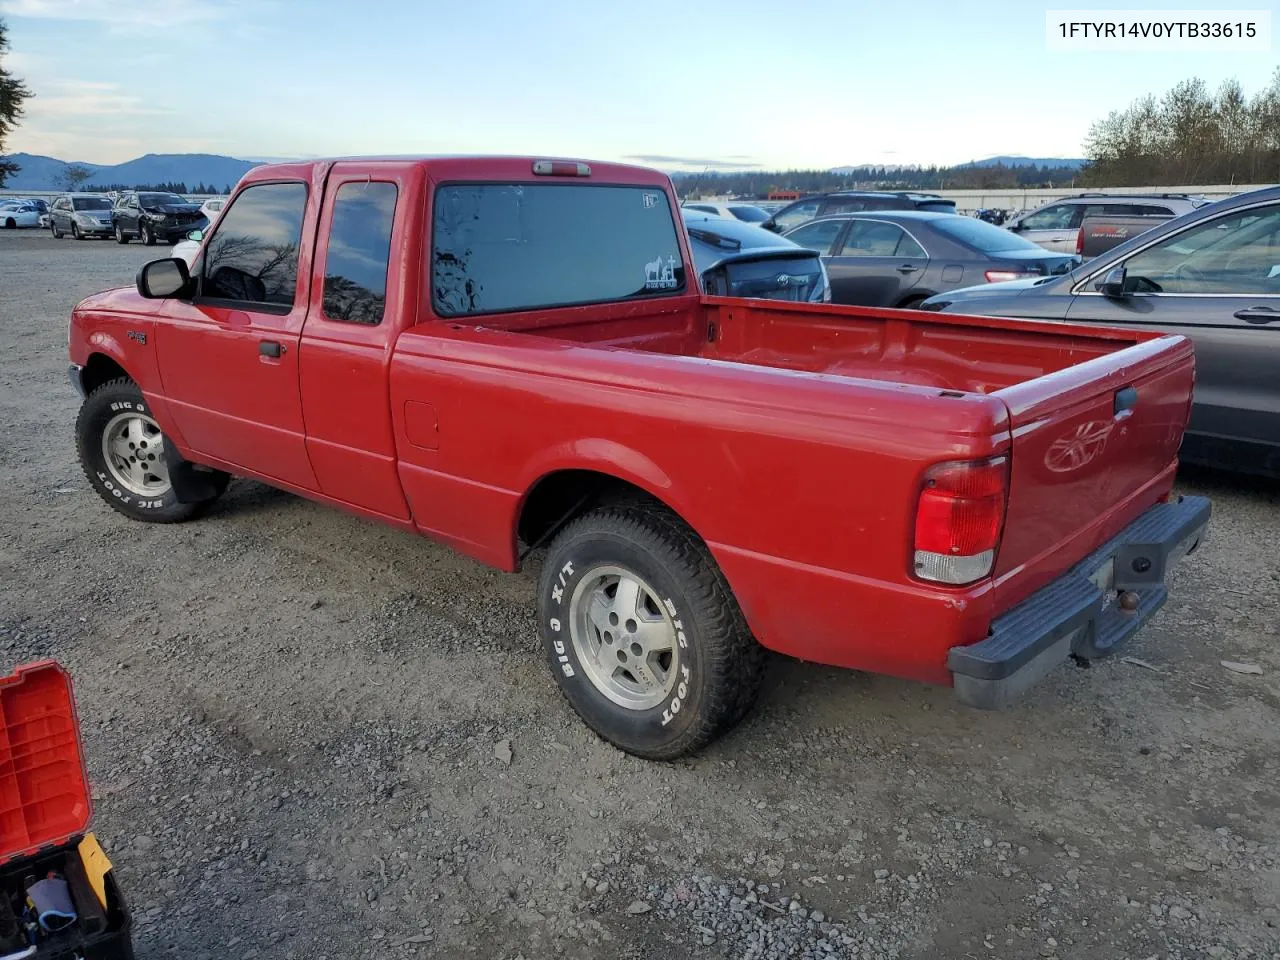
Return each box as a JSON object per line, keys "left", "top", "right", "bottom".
{"left": 913, "top": 457, "right": 1009, "bottom": 585}
{"left": 1075, "top": 227, "right": 1084, "bottom": 256}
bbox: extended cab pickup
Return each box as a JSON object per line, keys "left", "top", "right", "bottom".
{"left": 68, "top": 157, "right": 1210, "bottom": 759}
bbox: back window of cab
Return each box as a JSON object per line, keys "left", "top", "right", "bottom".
{"left": 431, "top": 183, "right": 686, "bottom": 317}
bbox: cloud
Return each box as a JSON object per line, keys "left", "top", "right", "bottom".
{"left": 0, "top": 0, "right": 219, "bottom": 26}
{"left": 624, "top": 154, "right": 761, "bottom": 170}
{"left": 25, "top": 78, "right": 174, "bottom": 118}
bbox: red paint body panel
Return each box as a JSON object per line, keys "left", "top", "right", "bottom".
{"left": 68, "top": 156, "right": 1198, "bottom": 687}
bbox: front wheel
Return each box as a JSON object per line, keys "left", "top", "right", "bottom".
{"left": 71, "top": 223, "right": 84, "bottom": 241}
{"left": 75, "top": 378, "right": 226, "bottom": 523}
{"left": 51, "top": 221, "right": 63, "bottom": 239}
{"left": 140, "top": 222, "right": 156, "bottom": 246}
{"left": 114, "top": 222, "right": 130, "bottom": 244}
{"left": 537, "top": 502, "right": 765, "bottom": 760}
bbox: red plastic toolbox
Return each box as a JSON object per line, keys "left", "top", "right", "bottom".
{"left": 0, "top": 661, "right": 132, "bottom": 959}
{"left": 0, "top": 662, "right": 91, "bottom": 865}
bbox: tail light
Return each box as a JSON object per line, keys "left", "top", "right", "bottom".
{"left": 1075, "top": 227, "right": 1084, "bottom": 256}
{"left": 984, "top": 269, "right": 1036, "bottom": 283}
{"left": 532, "top": 160, "right": 591, "bottom": 177}
{"left": 913, "top": 457, "right": 1009, "bottom": 585}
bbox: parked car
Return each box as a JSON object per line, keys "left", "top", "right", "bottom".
{"left": 680, "top": 201, "right": 771, "bottom": 223}
{"left": 783, "top": 211, "right": 1077, "bottom": 308}
{"left": 1005, "top": 193, "right": 1210, "bottom": 253}
{"left": 0, "top": 201, "right": 41, "bottom": 229}
{"left": 67, "top": 156, "right": 1210, "bottom": 759}
{"left": 763, "top": 191, "right": 957, "bottom": 234}
{"left": 111, "top": 191, "right": 208, "bottom": 245}
{"left": 170, "top": 227, "right": 205, "bottom": 266}
{"left": 682, "top": 209, "right": 829, "bottom": 302}
{"left": 1077, "top": 211, "right": 1175, "bottom": 259}
{"left": 48, "top": 194, "right": 115, "bottom": 239}
{"left": 922, "top": 185, "right": 1280, "bottom": 478}
{"left": 200, "top": 197, "right": 228, "bottom": 223}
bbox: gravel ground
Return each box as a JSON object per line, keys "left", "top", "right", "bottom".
{"left": 0, "top": 227, "right": 1277, "bottom": 960}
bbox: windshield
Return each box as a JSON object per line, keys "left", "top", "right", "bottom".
{"left": 72, "top": 197, "right": 112, "bottom": 211}
{"left": 140, "top": 193, "right": 186, "bottom": 207}
{"left": 934, "top": 216, "right": 1042, "bottom": 253}
{"left": 728, "top": 205, "right": 770, "bottom": 223}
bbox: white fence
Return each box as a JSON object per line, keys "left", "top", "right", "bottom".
{"left": 930, "top": 183, "right": 1272, "bottom": 213}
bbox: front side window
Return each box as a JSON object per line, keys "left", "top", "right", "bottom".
{"left": 201, "top": 182, "right": 307, "bottom": 309}
{"left": 772, "top": 200, "right": 821, "bottom": 231}
{"left": 322, "top": 182, "right": 397, "bottom": 324}
{"left": 432, "top": 183, "right": 686, "bottom": 317}
{"left": 1123, "top": 205, "right": 1280, "bottom": 295}
{"left": 1019, "top": 204, "right": 1077, "bottom": 230}
{"left": 787, "top": 219, "right": 844, "bottom": 255}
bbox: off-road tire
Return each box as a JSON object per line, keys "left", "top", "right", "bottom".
{"left": 537, "top": 501, "right": 765, "bottom": 760}
{"left": 75, "top": 378, "right": 226, "bottom": 523}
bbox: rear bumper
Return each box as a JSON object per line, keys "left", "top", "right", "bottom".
{"left": 949, "top": 495, "right": 1211, "bottom": 709}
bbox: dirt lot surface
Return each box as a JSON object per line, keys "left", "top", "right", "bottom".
{"left": 0, "top": 227, "right": 1277, "bottom": 960}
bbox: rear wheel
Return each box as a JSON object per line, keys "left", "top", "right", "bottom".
{"left": 3, "top": 218, "right": 14, "bottom": 230}
{"left": 75, "top": 378, "right": 227, "bottom": 523}
{"left": 537, "top": 502, "right": 765, "bottom": 760}
{"left": 896, "top": 294, "right": 930, "bottom": 310}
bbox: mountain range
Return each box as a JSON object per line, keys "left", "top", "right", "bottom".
{"left": 0, "top": 153, "right": 261, "bottom": 191}
{"left": 1, "top": 152, "right": 1089, "bottom": 192}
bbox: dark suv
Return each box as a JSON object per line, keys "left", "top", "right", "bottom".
{"left": 112, "top": 191, "right": 208, "bottom": 245}
{"left": 763, "top": 191, "right": 956, "bottom": 233}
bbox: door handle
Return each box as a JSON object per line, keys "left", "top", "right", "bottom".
{"left": 897, "top": 264, "right": 919, "bottom": 273}
{"left": 258, "top": 340, "right": 283, "bottom": 358}
{"left": 1234, "top": 306, "right": 1280, "bottom": 324}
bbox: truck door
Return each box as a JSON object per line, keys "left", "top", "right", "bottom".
{"left": 298, "top": 165, "right": 413, "bottom": 520}
{"left": 153, "top": 177, "right": 319, "bottom": 490}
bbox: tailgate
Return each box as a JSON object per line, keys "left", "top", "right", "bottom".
{"left": 992, "top": 333, "right": 1194, "bottom": 595}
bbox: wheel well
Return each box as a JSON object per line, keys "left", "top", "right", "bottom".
{"left": 896, "top": 292, "right": 932, "bottom": 308}
{"left": 517, "top": 470, "right": 671, "bottom": 553}
{"left": 81, "top": 354, "right": 131, "bottom": 394}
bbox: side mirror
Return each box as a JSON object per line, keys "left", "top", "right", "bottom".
{"left": 762, "top": 219, "right": 780, "bottom": 233}
{"left": 1097, "top": 265, "right": 1128, "bottom": 298}
{"left": 136, "top": 258, "right": 192, "bottom": 299}
{"left": 185, "top": 229, "right": 204, "bottom": 242}
{"left": 1007, "top": 221, "right": 1023, "bottom": 232}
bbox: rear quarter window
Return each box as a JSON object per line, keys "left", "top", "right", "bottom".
{"left": 432, "top": 183, "right": 686, "bottom": 317}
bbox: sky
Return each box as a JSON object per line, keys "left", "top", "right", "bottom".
{"left": 1, "top": 0, "right": 1277, "bottom": 169}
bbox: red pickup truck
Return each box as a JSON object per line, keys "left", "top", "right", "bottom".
{"left": 68, "top": 157, "right": 1210, "bottom": 759}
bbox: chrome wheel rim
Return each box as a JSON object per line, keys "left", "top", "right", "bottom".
{"left": 569, "top": 565, "right": 679, "bottom": 710}
{"left": 101, "top": 412, "right": 171, "bottom": 497}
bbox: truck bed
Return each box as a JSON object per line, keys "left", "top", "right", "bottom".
{"left": 460, "top": 294, "right": 1194, "bottom": 612}
{"left": 491, "top": 295, "right": 1155, "bottom": 394}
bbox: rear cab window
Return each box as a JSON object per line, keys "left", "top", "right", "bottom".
{"left": 431, "top": 183, "right": 686, "bottom": 317}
